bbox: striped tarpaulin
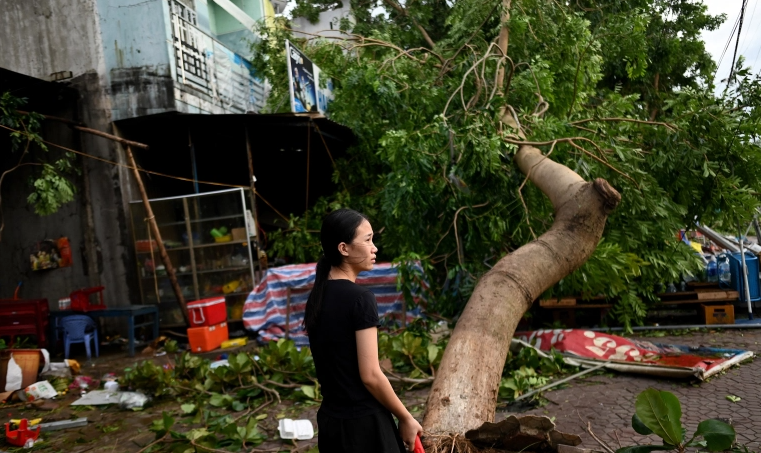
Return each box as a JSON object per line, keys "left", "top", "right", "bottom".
{"left": 242, "top": 262, "right": 426, "bottom": 345}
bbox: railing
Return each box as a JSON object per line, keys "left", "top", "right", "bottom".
{"left": 170, "top": 0, "right": 212, "bottom": 93}
{"left": 168, "top": 0, "right": 264, "bottom": 112}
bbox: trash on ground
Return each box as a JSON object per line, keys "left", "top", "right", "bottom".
{"left": 466, "top": 415, "right": 581, "bottom": 452}
{"left": 278, "top": 418, "right": 314, "bottom": 440}
{"left": 118, "top": 391, "right": 148, "bottom": 409}
{"left": 4, "top": 418, "right": 41, "bottom": 448}
{"left": 27, "top": 399, "right": 59, "bottom": 411}
{"left": 514, "top": 329, "right": 754, "bottom": 380}
{"left": 221, "top": 337, "right": 247, "bottom": 348}
{"left": 71, "top": 390, "right": 119, "bottom": 406}
{"left": 69, "top": 375, "right": 99, "bottom": 393}
{"left": 209, "top": 360, "right": 229, "bottom": 369}
{"left": 38, "top": 417, "right": 88, "bottom": 432}
{"left": 23, "top": 381, "right": 57, "bottom": 401}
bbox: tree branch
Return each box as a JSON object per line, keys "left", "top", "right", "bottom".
{"left": 381, "top": 0, "right": 442, "bottom": 60}
{"left": 569, "top": 117, "right": 678, "bottom": 131}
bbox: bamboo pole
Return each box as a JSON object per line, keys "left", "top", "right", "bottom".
{"left": 124, "top": 145, "right": 190, "bottom": 325}
{"left": 17, "top": 110, "right": 149, "bottom": 150}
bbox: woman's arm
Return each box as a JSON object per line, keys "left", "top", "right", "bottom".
{"left": 357, "top": 327, "right": 422, "bottom": 449}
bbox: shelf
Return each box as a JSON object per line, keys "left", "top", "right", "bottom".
{"left": 136, "top": 241, "right": 248, "bottom": 254}
{"left": 193, "top": 241, "right": 248, "bottom": 249}
{"left": 142, "top": 266, "right": 250, "bottom": 279}
{"left": 156, "top": 214, "right": 244, "bottom": 227}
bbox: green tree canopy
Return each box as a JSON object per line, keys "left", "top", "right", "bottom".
{"left": 253, "top": 0, "right": 761, "bottom": 328}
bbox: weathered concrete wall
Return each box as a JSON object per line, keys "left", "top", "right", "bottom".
{"left": 71, "top": 71, "right": 139, "bottom": 310}
{"left": 0, "top": 0, "right": 140, "bottom": 311}
{"left": 97, "top": 0, "right": 176, "bottom": 120}
{"left": 0, "top": 115, "right": 91, "bottom": 307}
{"left": 0, "top": 0, "right": 106, "bottom": 80}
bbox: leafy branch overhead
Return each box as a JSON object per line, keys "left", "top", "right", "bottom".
{"left": 254, "top": 0, "right": 761, "bottom": 329}
{"left": 0, "top": 92, "right": 77, "bottom": 241}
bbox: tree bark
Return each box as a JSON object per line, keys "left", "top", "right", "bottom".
{"left": 421, "top": 142, "right": 621, "bottom": 434}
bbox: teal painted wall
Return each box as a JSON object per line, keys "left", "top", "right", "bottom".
{"left": 97, "top": 0, "right": 171, "bottom": 73}
{"left": 211, "top": 0, "right": 262, "bottom": 34}
{"left": 210, "top": 0, "right": 260, "bottom": 57}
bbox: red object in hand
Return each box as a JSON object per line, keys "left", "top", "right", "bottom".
{"left": 414, "top": 434, "right": 426, "bottom": 453}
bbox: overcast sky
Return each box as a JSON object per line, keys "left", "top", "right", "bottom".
{"left": 700, "top": 0, "right": 761, "bottom": 87}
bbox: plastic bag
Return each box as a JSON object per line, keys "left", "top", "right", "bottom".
{"left": 119, "top": 391, "right": 149, "bottom": 409}
{"left": 24, "top": 381, "right": 58, "bottom": 401}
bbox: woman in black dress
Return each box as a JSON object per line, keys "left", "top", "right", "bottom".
{"left": 305, "top": 209, "right": 423, "bottom": 453}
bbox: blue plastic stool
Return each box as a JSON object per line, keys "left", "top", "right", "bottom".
{"left": 60, "top": 315, "right": 99, "bottom": 360}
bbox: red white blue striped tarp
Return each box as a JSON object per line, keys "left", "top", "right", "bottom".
{"left": 243, "top": 262, "right": 426, "bottom": 345}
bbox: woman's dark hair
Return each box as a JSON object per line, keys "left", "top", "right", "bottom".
{"left": 304, "top": 209, "right": 368, "bottom": 333}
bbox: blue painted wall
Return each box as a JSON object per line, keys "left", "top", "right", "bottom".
{"left": 97, "top": 0, "right": 171, "bottom": 74}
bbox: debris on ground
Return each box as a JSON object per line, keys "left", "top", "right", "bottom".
{"left": 465, "top": 415, "right": 582, "bottom": 452}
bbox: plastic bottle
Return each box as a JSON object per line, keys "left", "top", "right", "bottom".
{"left": 706, "top": 256, "right": 718, "bottom": 282}
{"left": 57, "top": 237, "right": 72, "bottom": 267}
{"left": 718, "top": 255, "right": 731, "bottom": 285}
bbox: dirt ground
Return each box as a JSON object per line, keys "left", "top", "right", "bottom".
{"left": 2, "top": 328, "right": 759, "bottom": 452}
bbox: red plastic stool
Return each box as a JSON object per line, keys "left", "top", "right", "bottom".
{"left": 70, "top": 286, "right": 107, "bottom": 312}
{"left": 5, "top": 419, "right": 40, "bottom": 447}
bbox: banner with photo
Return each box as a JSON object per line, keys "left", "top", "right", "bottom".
{"left": 286, "top": 40, "right": 334, "bottom": 114}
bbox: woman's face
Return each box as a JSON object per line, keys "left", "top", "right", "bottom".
{"left": 343, "top": 219, "right": 377, "bottom": 271}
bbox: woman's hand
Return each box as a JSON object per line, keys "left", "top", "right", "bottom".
{"left": 398, "top": 414, "right": 423, "bottom": 451}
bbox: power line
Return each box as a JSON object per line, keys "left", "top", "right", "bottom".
{"left": 717, "top": 12, "right": 741, "bottom": 71}
{"left": 739, "top": 0, "right": 758, "bottom": 56}
{"left": 729, "top": 0, "right": 750, "bottom": 83}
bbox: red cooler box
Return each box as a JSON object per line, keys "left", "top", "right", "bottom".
{"left": 188, "top": 322, "right": 229, "bottom": 353}
{"left": 187, "top": 297, "right": 227, "bottom": 327}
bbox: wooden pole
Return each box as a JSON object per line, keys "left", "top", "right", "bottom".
{"left": 124, "top": 145, "right": 190, "bottom": 326}
{"left": 245, "top": 126, "right": 262, "bottom": 283}
{"left": 17, "top": 110, "right": 150, "bottom": 150}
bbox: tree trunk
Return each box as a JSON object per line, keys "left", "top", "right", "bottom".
{"left": 421, "top": 141, "right": 621, "bottom": 434}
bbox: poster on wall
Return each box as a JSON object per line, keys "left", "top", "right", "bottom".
{"left": 30, "top": 237, "right": 73, "bottom": 271}
{"left": 286, "top": 40, "right": 334, "bottom": 115}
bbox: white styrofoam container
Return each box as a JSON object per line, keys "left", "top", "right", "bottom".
{"left": 278, "top": 418, "right": 314, "bottom": 440}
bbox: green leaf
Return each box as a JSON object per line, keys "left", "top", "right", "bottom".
{"left": 231, "top": 400, "right": 247, "bottom": 412}
{"left": 180, "top": 404, "right": 196, "bottom": 414}
{"left": 693, "top": 419, "right": 735, "bottom": 452}
{"left": 301, "top": 385, "right": 316, "bottom": 399}
{"left": 632, "top": 414, "right": 654, "bottom": 435}
{"left": 635, "top": 389, "right": 683, "bottom": 445}
{"left": 162, "top": 412, "right": 175, "bottom": 431}
{"left": 616, "top": 445, "right": 671, "bottom": 453}
{"left": 725, "top": 395, "right": 741, "bottom": 403}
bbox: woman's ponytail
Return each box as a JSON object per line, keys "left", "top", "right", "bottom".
{"left": 303, "top": 209, "right": 369, "bottom": 334}
{"left": 304, "top": 255, "right": 331, "bottom": 333}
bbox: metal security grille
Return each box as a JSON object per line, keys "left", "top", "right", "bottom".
{"left": 169, "top": 0, "right": 211, "bottom": 92}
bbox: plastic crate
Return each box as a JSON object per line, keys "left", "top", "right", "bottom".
{"left": 187, "top": 297, "right": 226, "bottom": 327}
{"left": 727, "top": 252, "right": 761, "bottom": 303}
{"left": 188, "top": 322, "right": 228, "bottom": 353}
{"left": 70, "top": 286, "right": 106, "bottom": 312}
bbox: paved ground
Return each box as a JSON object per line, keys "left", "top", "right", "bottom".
{"left": 5, "top": 328, "right": 760, "bottom": 452}
{"left": 511, "top": 328, "right": 761, "bottom": 451}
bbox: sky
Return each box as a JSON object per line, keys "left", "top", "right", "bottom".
{"left": 700, "top": 0, "right": 761, "bottom": 87}
{"left": 283, "top": 0, "right": 761, "bottom": 86}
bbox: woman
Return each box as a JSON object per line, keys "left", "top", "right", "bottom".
{"left": 305, "top": 209, "right": 423, "bottom": 452}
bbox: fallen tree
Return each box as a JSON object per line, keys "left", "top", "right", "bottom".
{"left": 423, "top": 145, "right": 620, "bottom": 434}
{"left": 252, "top": 0, "right": 761, "bottom": 446}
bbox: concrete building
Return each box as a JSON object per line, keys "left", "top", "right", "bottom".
{"left": 0, "top": 0, "right": 352, "bottom": 331}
